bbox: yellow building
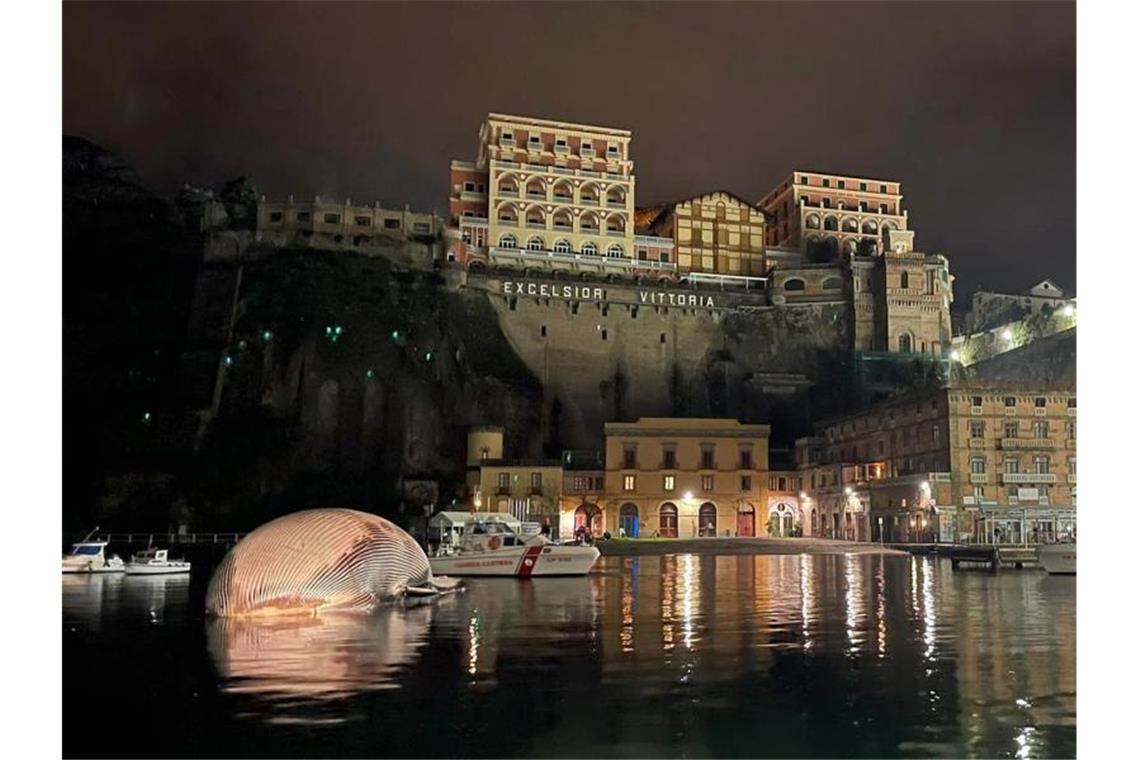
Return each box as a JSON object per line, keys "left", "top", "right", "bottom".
{"left": 797, "top": 381, "right": 1075, "bottom": 543}
{"left": 465, "top": 426, "right": 562, "bottom": 529}
{"left": 635, "top": 190, "right": 766, "bottom": 277}
{"left": 599, "top": 418, "right": 771, "bottom": 538}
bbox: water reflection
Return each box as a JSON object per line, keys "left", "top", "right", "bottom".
{"left": 63, "top": 554, "right": 1076, "bottom": 758}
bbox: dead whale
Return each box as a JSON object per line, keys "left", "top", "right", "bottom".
{"left": 206, "top": 508, "right": 456, "bottom": 617}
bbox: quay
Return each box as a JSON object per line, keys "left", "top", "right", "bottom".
{"left": 886, "top": 542, "right": 1040, "bottom": 570}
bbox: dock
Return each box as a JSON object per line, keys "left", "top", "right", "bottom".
{"left": 887, "top": 542, "right": 1040, "bottom": 570}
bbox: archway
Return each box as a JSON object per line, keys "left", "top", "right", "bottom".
{"left": 619, "top": 503, "right": 639, "bottom": 538}
{"left": 699, "top": 502, "right": 718, "bottom": 537}
{"left": 574, "top": 503, "right": 603, "bottom": 537}
{"left": 659, "top": 503, "right": 678, "bottom": 538}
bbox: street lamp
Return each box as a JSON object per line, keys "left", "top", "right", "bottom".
{"left": 1001, "top": 328, "right": 1013, "bottom": 342}
{"left": 473, "top": 490, "right": 482, "bottom": 510}
{"left": 949, "top": 350, "right": 960, "bottom": 362}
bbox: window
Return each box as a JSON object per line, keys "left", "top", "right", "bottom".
{"left": 739, "top": 448, "right": 753, "bottom": 469}
{"left": 1033, "top": 420, "right": 1050, "bottom": 439}
{"left": 970, "top": 457, "right": 986, "bottom": 474}
{"left": 582, "top": 242, "right": 598, "bottom": 256}
{"left": 497, "top": 472, "right": 510, "bottom": 489}
{"left": 499, "top": 234, "right": 517, "bottom": 249}
{"left": 623, "top": 474, "right": 636, "bottom": 492}
{"left": 970, "top": 420, "right": 985, "bottom": 438}
{"left": 860, "top": 182, "right": 867, "bottom": 191}
{"left": 741, "top": 475, "right": 753, "bottom": 491}
{"left": 480, "top": 447, "right": 490, "bottom": 461}
{"left": 1005, "top": 397, "right": 1017, "bottom": 407}
{"left": 531, "top": 472, "right": 542, "bottom": 488}
{"left": 1005, "top": 456, "right": 1019, "bottom": 474}
{"left": 973, "top": 485, "right": 984, "bottom": 501}
{"left": 898, "top": 333, "right": 912, "bottom": 353}
{"left": 269, "top": 211, "right": 283, "bottom": 222}
{"left": 324, "top": 213, "right": 341, "bottom": 224}
{"left": 607, "top": 244, "right": 624, "bottom": 259}
{"left": 971, "top": 396, "right": 983, "bottom": 408}
{"left": 1034, "top": 456, "right": 1050, "bottom": 474}
{"left": 354, "top": 215, "right": 371, "bottom": 227}
{"left": 1035, "top": 397, "right": 1047, "bottom": 408}
{"left": 880, "top": 184, "right": 887, "bottom": 193}
{"left": 1068, "top": 398, "right": 1076, "bottom": 410}
{"left": 932, "top": 424, "right": 940, "bottom": 445}
{"left": 663, "top": 475, "right": 676, "bottom": 491}
{"left": 384, "top": 218, "right": 401, "bottom": 229}
{"left": 1004, "top": 422, "right": 1019, "bottom": 439}
{"left": 838, "top": 180, "right": 846, "bottom": 189}
{"left": 701, "top": 474, "right": 714, "bottom": 492}
{"left": 823, "top": 178, "right": 831, "bottom": 188}
{"left": 800, "top": 175, "right": 809, "bottom": 184}
{"left": 622, "top": 444, "right": 637, "bottom": 469}
{"left": 526, "top": 236, "right": 544, "bottom": 251}
{"left": 662, "top": 447, "right": 677, "bottom": 469}
{"left": 879, "top": 204, "right": 888, "bottom": 213}
{"left": 900, "top": 271, "right": 909, "bottom": 289}
{"left": 783, "top": 278, "right": 806, "bottom": 291}
{"left": 1068, "top": 457, "right": 1076, "bottom": 476}
{"left": 700, "top": 446, "right": 715, "bottom": 469}
{"left": 540, "top": 325, "right": 547, "bottom": 337}
{"left": 1067, "top": 421, "right": 1076, "bottom": 440}
{"left": 554, "top": 239, "right": 572, "bottom": 254}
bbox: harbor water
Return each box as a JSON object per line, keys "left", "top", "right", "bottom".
{"left": 62, "top": 553, "right": 1075, "bottom": 758}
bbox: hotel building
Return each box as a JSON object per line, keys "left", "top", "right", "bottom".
{"left": 446, "top": 113, "right": 673, "bottom": 278}
{"left": 634, "top": 191, "right": 767, "bottom": 278}
{"left": 796, "top": 381, "right": 1076, "bottom": 543}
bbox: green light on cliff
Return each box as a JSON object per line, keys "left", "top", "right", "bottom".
{"left": 425, "top": 352, "right": 433, "bottom": 362}
{"left": 223, "top": 354, "right": 233, "bottom": 367}
{"left": 391, "top": 330, "right": 401, "bottom": 341}
{"left": 261, "top": 329, "right": 274, "bottom": 342}
{"left": 325, "top": 324, "right": 344, "bottom": 343}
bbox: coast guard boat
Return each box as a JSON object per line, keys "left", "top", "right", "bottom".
{"left": 62, "top": 530, "right": 125, "bottom": 574}
{"left": 428, "top": 515, "right": 599, "bottom": 577}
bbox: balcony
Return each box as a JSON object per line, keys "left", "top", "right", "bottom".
{"left": 1034, "top": 407, "right": 1046, "bottom": 417}
{"left": 489, "top": 245, "right": 677, "bottom": 272}
{"left": 1004, "top": 407, "right": 1018, "bottom": 416}
{"left": 554, "top": 144, "right": 570, "bottom": 155}
{"left": 459, "top": 190, "right": 486, "bottom": 202}
{"left": 969, "top": 473, "right": 988, "bottom": 484}
{"left": 1066, "top": 473, "right": 1076, "bottom": 484}
{"left": 1065, "top": 439, "right": 1077, "bottom": 450}
{"left": 970, "top": 406, "right": 983, "bottom": 415}
{"left": 580, "top": 147, "right": 596, "bottom": 158}
{"left": 1067, "top": 407, "right": 1077, "bottom": 417}
{"left": 581, "top": 198, "right": 599, "bottom": 206}
{"left": 1000, "top": 473, "right": 1057, "bottom": 484}
{"left": 967, "top": 438, "right": 986, "bottom": 448}
{"left": 526, "top": 192, "right": 546, "bottom": 201}
{"left": 606, "top": 229, "right": 626, "bottom": 237}
{"left": 526, "top": 221, "right": 546, "bottom": 229}
{"left": 498, "top": 189, "right": 519, "bottom": 198}
{"left": 1000, "top": 438, "right": 1057, "bottom": 450}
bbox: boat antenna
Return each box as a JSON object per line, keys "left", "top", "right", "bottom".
{"left": 80, "top": 526, "right": 99, "bottom": 543}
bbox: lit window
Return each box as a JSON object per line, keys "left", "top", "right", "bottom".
{"left": 663, "top": 475, "right": 675, "bottom": 491}
{"left": 623, "top": 474, "right": 636, "bottom": 492}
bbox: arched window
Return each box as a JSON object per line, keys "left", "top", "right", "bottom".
{"left": 525, "top": 178, "right": 546, "bottom": 199}
{"left": 498, "top": 234, "right": 517, "bottom": 249}
{"left": 843, "top": 218, "right": 858, "bottom": 232}
{"left": 821, "top": 276, "right": 842, "bottom": 291}
{"left": 699, "top": 503, "right": 718, "bottom": 537}
{"left": 552, "top": 209, "right": 572, "bottom": 229}
{"left": 659, "top": 503, "right": 678, "bottom": 538}
{"left": 552, "top": 181, "right": 573, "bottom": 201}
{"left": 526, "top": 236, "right": 545, "bottom": 252}
{"left": 899, "top": 333, "right": 913, "bottom": 353}
{"left": 553, "top": 239, "right": 572, "bottom": 254}
{"left": 783, "top": 278, "right": 806, "bottom": 291}
{"left": 607, "top": 244, "right": 625, "bottom": 259}
{"left": 606, "top": 215, "right": 626, "bottom": 234}
{"left": 580, "top": 212, "right": 600, "bottom": 232}
{"left": 619, "top": 503, "right": 639, "bottom": 538}
{"left": 582, "top": 242, "right": 598, "bottom": 256}
{"left": 805, "top": 215, "right": 820, "bottom": 229}
{"left": 606, "top": 187, "right": 626, "bottom": 207}
{"left": 580, "top": 183, "right": 600, "bottom": 205}
{"left": 526, "top": 207, "right": 546, "bottom": 227}
{"left": 823, "top": 216, "right": 838, "bottom": 231}
{"left": 900, "top": 271, "right": 910, "bottom": 289}
{"left": 862, "top": 220, "right": 878, "bottom": 234}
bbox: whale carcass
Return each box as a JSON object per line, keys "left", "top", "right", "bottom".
{"left": 206, "top": 508, "right": 453, "bottom": 617}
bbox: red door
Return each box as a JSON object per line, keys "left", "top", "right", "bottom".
{"left": 737, "top": 510, "right": 755, "bottom": 537}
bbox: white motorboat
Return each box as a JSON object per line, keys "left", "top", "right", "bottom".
{"left": 429, "top": 517, "right": 599, "bottom": 577}
{"left": 125, "top": 547, "right": 191, "bottom": 576}
{"left": 1036, "top": 542, "right": 1076, "bottom": 574}
{"left": 62, "top": 531, "right": 125, "bottom": 574}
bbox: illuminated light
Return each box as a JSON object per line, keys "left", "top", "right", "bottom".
{"left": 366, "top": 369, "right": 375, "bottom": 379}
{"left": 237, "top": 340, "right": 247, "bottom": 350}
{"left": 261, "top": 330, "right": 273, "bottom": 342}
{"left": 142, "top": 412, "right": 152, "bottom": 423}
{"left": 390, "top": 330, "right": 401, "bottom": 341}
{"left": 844, "top": 486, "right": 853, "bottom": 496}
{"left": 425, "top": 352, "right": 433, "bottom": 362}
{"left": 799, "top": 491, "right": 808, "bottom": 500}
{"left": 949, "top": 350, "right": 960, "bottom": 362}
{"left": 683, "top": 491, "right": 693, "bottom": 501}
{"left": 1001, "top": 328, "right": 1013, "bottom": 341}
{"left": 921, "top": 481, "right": 930, "bottom": 492}
{"left": 222, "top": 354, "right": 233, "bottom": 367}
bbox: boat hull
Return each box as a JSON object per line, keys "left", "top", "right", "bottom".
{"left": 125, "top": 564, "right": 191, "bottom": 576}
{"left": 62, "top": 563, "right": 124, "bottom": 574}
{"left": 1036, "top": 544, "right": 1076, "bottom": 574}
{"left": 429, "top": 544, "right": 600, "bottom": 577}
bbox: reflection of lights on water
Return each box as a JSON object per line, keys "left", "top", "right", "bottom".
{"left": 1015, "top": 726, "right": 1038, "bottom": 759}
{"left": 678, "top": 554, "right": 699, "bottom": 650}
{"left": 800, "top": 553, "right": 814, "bottom": 651}
{"left": 466, "top": 612, "right": 480, "bottom": 676}
{"left": 844, "top": 553, "right": 865, "bottom": 654}
{"left": 661, "top": 558, "right": 675, "bottom": 653}
{"left": 620, "top": 562, "right": 634, "bottom": 653}
{"left": 922, "top": 557, "right": 936, "bottom": 661}
{"left": 876, "top": 557, "right": 887, "bottom": 658}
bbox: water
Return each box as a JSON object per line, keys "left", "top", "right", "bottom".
{"left": 62, "top": 554, "right": 1075, "bottom": 758}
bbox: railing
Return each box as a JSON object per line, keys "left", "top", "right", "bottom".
{"left": 1065, "top": 440, "right": 1077, "bottom": 450}
{"left": 1067, "top": 407, "right": 1077, "bottom": 417}
{"left": 99, "top": 532, "right": 244, "bottom": 545}
{"left": 967, "top": 438, "right": 986, "bottom": 448}
{"left": 969, "top": 473, "right": 988, "bottom": 484}
{"left": 1000, "top": 438, "right": 1057, "bottom": 450}
{"left": 1001, "top": 473, "right": 1057, "bottom": 484}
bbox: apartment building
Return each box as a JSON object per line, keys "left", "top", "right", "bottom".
{"left": 796, "top": 382, "right": 1076, "bottom": 543}
{"left": 464, "top": 426, "right": 562, "bottom": 530}
{"left": 601, "top": 418, "right": 770, "bottom": 538}
{"left": 634, "top": 190, "right": 767, "bottom": 278}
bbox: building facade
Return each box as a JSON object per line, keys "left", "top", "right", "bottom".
{"left": 600, "top": 418, "right": 771, "bottom": 539}
{"left": 796, "top": 382, "right": 1076, "bottom": 543}
{"left": 465, "top": 426, "right": 562, "bottom": 530}
{"left": 635, "top": 191, "right": 767, "bottom": 278}
{"left": 964, "top": 279, "right": 1073, "bottom": 333}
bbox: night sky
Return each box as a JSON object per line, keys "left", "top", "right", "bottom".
{"left": 63, "top": 1, "right": 1074, "bottom": 302}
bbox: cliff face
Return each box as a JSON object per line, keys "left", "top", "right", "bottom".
{"left": 965, "top": 328, "right": 1076, "bottom": 383}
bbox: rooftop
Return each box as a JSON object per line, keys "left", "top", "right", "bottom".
{"left": 486, "top": 112, "right": 632, "bottom": 138}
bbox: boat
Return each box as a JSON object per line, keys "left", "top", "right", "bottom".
{"left": 428, "top": 515, "right": 599, "bottom": 577}
{"left": 1036, "top": 542, "right": 1076, "bottom": 574}
{"left": 62, "top": 529, "right": 125, "bottom": 574}
{"left": 125, "top": 547, "right": 191, "bottom": 576}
